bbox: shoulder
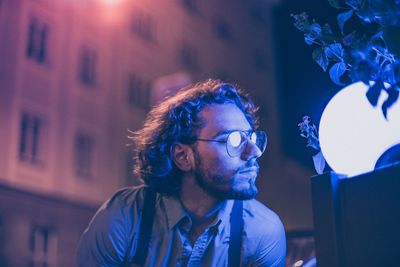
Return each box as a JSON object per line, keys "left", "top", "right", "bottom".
{"left": 243, "top": 198, "right": 284, "bottom": 230}
{"left": 102, "top": 184, "right": 147, "bottom": 211}
{"left": 90, "top": 185, "right": 154, "bottom": 234}
{"left": 242, "top": 199, "right": 286, "bottom": 267}
{"left": 77, "top": 185, "right": 150, "bottom": 266}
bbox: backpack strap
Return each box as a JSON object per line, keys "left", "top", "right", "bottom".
{"left": 130, "top": 187, "right": 157, "bottom": 266}
{"left": 228, "top": 200, "right": 244, "bottom": 267}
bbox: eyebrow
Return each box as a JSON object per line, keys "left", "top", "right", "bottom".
{"left": 212, "top": 129, "right": 253, "bottom": 138}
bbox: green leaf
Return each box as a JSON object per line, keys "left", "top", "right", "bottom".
{"left": 343, "top": 31, "right": 362, "bottom": 48}
{"left": 371, "top": 30, "right": 384, "bottom": 41}
{"left": 291, "top": 13, "right": 310, "bottom": 32}
{"left": 304, "top": 34, "right": 314, "bottom": 45}
{"left": 337, "top": 10, "right": 354, "bottom": 33}
{"left": 391, "top": 61, "right": 400, "bottom": 86}
{"left": 325, "top": 43, "right": 344, "bottom": 59}
{"left": 310, "top": 23, "right": 322, "bottom": 36}
{"left": 304, "top": 23, "right": 322, "bottom": 45}
{"left": 345, "top": 0, "right": 363, "bottom": 9}
{"left": 355, "top": 0, "right": 400, "bottom": 26}
{"left": 381, "top": 63, "right": 395, "bottom": 85}
{"left": 312, "top": 47, "right": 329, "bottom": 71}
{"left": 329, "top": 62, "right": 347, "bottom": 85}
{"left": 350, "top": 58, "right": 377, "bottom": 84}
{"left": 328, "top": 0, "right": 341, "bottom": 9}
{"left": 366, "top": 80, "right": 384, "bottom": 107}
{"left": 382, "top": 88, "right": 399, "bottom": 119}
{"left": 322, "top": 24, "right": 333, "bottom": 36}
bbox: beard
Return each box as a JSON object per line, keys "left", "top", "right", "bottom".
{"left": 193, "top": 150, "right": 258, "bottom": 200}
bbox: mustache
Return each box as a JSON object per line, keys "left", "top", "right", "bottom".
{"left": 237, "top": 161, "right": 259, "bottom": 173}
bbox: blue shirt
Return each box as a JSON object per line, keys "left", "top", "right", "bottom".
{"left": 77, "top": 185, "right": 286, "bottom": 267}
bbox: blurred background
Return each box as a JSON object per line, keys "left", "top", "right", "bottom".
{"left": 0, "top": 0, "right": 340, "bottom": 266}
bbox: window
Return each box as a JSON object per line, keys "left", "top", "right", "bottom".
{"left": 26, "top": 17, "right": 49, "bottom": 64}
{"left": 213, "top": 18, "right": 234, "bottom": 43}
{"left": 130, "top": 13, "right": 156, "bottom": 44}
{"left": 74, "top": 133, "right": 94, "bottom": 178}
{"left": 28, "top": 225, "right": 57, "bottom": 267}
{"left": 19, "top": 113, "right": 45, "bottom": 164}
{"left": 179, "top": 0, "right": 199, "bottom": 14}
{"left": 128, "top": 74, "right": 150, "bottom": 110}
{"left": 179, "top": 43, "right": 198, "bottom": 71}
{"left": 78, "top": 46, "right": 97, "bottom": 87}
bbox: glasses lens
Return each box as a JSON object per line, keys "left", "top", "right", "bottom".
{"left": 227, "top": 131, "right": 242, "bottom": 148}
{"left": 226, "top": 130, "right": 267, "bottom": 157}
{"left": 250, "top": 131, "right": 257, "bottom": 144}
{"left": 226, "top": 131, "right": 245, "bottom": 157}
{"left": 255, "top": 131, "right": 267, "bottom": 153}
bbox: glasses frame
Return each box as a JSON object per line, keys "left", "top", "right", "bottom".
{"left": 195, "top": 130, "right": 267, "bottom": 157}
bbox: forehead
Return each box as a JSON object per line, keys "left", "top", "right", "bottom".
{"left": 198, "top": 104, "right": 251, "bottom": 136}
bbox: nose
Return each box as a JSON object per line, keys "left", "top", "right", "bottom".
{"left": 241, "top": 138, "right": 262, "bottom": 160}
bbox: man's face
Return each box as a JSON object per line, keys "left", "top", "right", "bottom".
{"left": 192, "top": 104, "right": 262, "bottom": 200}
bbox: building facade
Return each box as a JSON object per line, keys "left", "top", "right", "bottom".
{"left": 0, "top": 0, "right": 312, "bottom": 266}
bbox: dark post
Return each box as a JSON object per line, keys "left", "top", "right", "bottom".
{"left": 311, "top": 164, "right": 400, "bottom": 267}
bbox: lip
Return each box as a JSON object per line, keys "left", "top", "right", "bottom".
{"left": 239, "top": 167, "right": 259, "bottom": 174}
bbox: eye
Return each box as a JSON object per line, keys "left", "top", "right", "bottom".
{"left": 250, "top": 132, "right": 257, "bottom": 143}
{"left": 227, "top": 131, "right": 242, "bottom": 147}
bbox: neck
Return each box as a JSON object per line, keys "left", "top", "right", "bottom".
{"left": 179, "top": 173, "right": 226, "bottom": 244}
{"left": 179, "top": 176, "right": 224, "bottom": 224}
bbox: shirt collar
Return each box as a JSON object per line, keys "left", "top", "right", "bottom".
{"left": 161, "top": 194, "right": 234, "bottom": 233}
{"left": 162, "top": 194, "right": 187, "bottom": 230}
{"left": 214, "top": 199, "right": 234, "bottom": 233}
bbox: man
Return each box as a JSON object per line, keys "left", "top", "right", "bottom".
{"left": 77, "top": 79, "right": 286, "bottom": 266}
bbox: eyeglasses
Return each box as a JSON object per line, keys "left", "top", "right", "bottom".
{"left": 195, "top": 130, "right": 267, "bottom": 157}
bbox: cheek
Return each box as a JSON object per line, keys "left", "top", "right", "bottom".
{"left": 200, "top": 149, "right": 239, "bottom": 175}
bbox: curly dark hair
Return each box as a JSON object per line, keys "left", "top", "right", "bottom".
{"left": 129, "top": 79, "right": 259, "bottom": 195}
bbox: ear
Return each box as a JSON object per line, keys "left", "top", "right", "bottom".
{"left": 171, "top": 143, "right": 193, "bottom": 172}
